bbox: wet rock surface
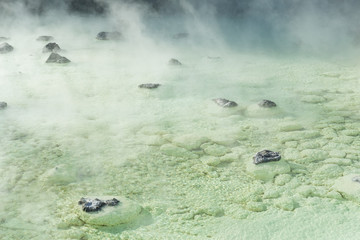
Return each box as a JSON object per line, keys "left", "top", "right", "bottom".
{"left": 212, "top": 98, "right": 238, "bottom": 108}
{"left": 46, "top": 53, "right": 71, "bottom": 63}
{"left": 0, "top": 42, "right": 14, "bottom": 54}
{"left": 37, "top": 36, "right": 54, "bottom": 41}
{"left": 258, "top": 99, "right": 277, "bottom": 108}
{"left": 168, "top": 58, "right": 182, "bottom": 65}
{"left": 96, "top": 31, "right": 122, "bottom": 40}
{"left": 0, "top": 102, "right": 7, "bottom": 109}
{"left": 138, "top": 83, "right": 161, "bottom": 89}
{"left": 78, "top": 197, "right": 120, "bottom": 212}
{"left": 43, "top": 42, "right": 61, "bottom": 53}
{"left": 253, "top": 150, "right": 281, "bottom": 164}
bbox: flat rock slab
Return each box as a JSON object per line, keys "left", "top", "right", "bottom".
{"left": 76, "top": 196, "right": 143, "bottom": 226}
{"left": 168, "top": 58, "right": 182, "bottom": 66}
{"left": 253, "top": 150, "right": 281, "bottom": 164}
{"left": 0, "top": 42, "right": 13, "bottom": 54}
{"left": 258, "top": 99, "right": 277, "bottom": 108}
{"left": 213, "top": 98, "right": 238, "bottom": 108}
{"left": 43, "top": 42, "right": 61, "bottom": 53}
{"left": 96, "top": 31, "right": 122, "bottom": 40}
{"left": 46, "top": 53, "right": 70, "bottom": 63}
{"left": 37, "top": 36, "right": 54, "bottom": 41}
{"left": 0, "top": 102, "right": 7, "bottom": 109}
{"left": 138, "top": 83, "right": 161, "bottom": 89}
{"left": 333, "top": 174, "right": 360, "bottom": 203}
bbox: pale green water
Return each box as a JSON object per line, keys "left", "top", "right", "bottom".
{"left": 1, "top": 30, "right": 360, "bottom": 240}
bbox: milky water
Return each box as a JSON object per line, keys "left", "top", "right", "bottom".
{"left": 1, "top": 20, "right": 360, "bottom": 239}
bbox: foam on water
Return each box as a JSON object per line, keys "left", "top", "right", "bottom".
{"left": 1, "top": 10, "right": 360, "bottom": 240}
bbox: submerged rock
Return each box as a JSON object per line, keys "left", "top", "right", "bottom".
{"left": 77, "top": 196, "right": 143, "bottom": 226}
{"left": 168, "top": 58, "right": 182, "bottom": 66}
{"left": 172, "top": 32, "right": 189, "bottom": 39}
{"left": 37, "top": 36, "right": 54, "bottom": 41}
{"left": 0, "top": 102, "right": 7, "bottom": 109}
{"left": 46, "top": 53, "right": 71, "bottom": 63}
{"left": 43, "top": 42, "right": 61, "bottom": 53}
{"left": 138, "top": 83, "right": 161, "bottom": 89}
{"left": 258, "top": 99, "right": 277, "bottom": 108}
{"left": 253, "top": 150, "right": 281, "bottom": 164}
{"left": 212, "top": 98, "right": 238, "bottom": 108}
{"left": 96, "top": 31, "right": 122, "bottom": 40}
{"left": 0, "top": 42, "right": 14, "bottom": 54}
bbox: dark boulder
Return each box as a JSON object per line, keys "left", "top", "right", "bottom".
{"left": 168, "top": 58, "right": 182, "bottom": 66}
{"left": 258, "top": 99, "right": 277, "bottom": 108}
{"left": 0, "top": 102, "right": 7, "bottom": 109}
{"left": 0, "top": 43, "right": 14, "bottom": 54}
{"left": 37, "top": 36, "right": 54, "bottom": 41}
{"left": 213, "top": 98, "right": 238, "bottom": 108}
{"left": 43, "top": 42, "right": 61, "bottom": 53}
{"left": 138, "top": 83, "right": 161, "bottom": 89}
{"left": 96, "top": 31, "right": 122, "bottom": 40}
{"left": 253, "top": 150, "right": 281, "bottom": 164}
{"left": 78, "top": 197, "right": 120, "bottom": 212}
{"left": 46, "top": 53, "right": 70, "bottom": 63}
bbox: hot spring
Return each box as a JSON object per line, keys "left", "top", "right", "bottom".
{"left": 1, "top": 1, "right": 360, "bottom": 239}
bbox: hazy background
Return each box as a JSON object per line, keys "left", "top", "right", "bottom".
{"left": 1, "top": 0, "right": 360, "bottom": 56}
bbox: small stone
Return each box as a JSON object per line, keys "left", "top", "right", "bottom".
{"left": 168, "top": 58, "right": 182, "bottom": 65}
{"left": 96, "top": 31, "right": 122, "bottom": 40}
{"left": 253, "top": 150, "right": 281, "bottom": 164}
{"left": 43, "top": 42, "right": 61, "bottom": 53}
{"left": 352, "top": 176, "right": 360, "bottom": 183}
{"left": 46, "top": 53, "right": 70, "bottom": 63}
{"left": 105, "top": 198, "right": 120, "bottom": 206}
{"left": 258, "top": 99, "right": 276, "bottom": 108}
{"left": 0, "top": 102, "right": 7, "bottom": 109}
{"left": 37, "top": 36, "right": 54, "bottom": 41}
{"left": 138, "top": 83, "right": 161, "bottom": 89}
{"left": 79, "top": 198, "right": 105, "bottom": 212}
{"left": 0, "top": 42, "right": 13, "bottom": 53}
{"left": 212, "top": 98, "right": 238, "bottom": 108}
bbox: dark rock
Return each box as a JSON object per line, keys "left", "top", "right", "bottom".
{"left": 79, "top": 198, "right": 105, "bottom": 212}
{"left": 105, "top": 198, "right": 120, "bottom": 206}
{"left": 258, "top": 99, "right": 277, "bottom": 108}
{"left": 169, "top": 58, "right": 182, "bottom": 66}
{"left": 96, "top": 31, "right": 122, "bottom": 40}
{"left": 213, "top": 98, "right": 238, "bottom": 108}
{"left": 43, "top": 42, "right": 61, "bottom": 53}
{"left": 0, "top": 43, "right": 14, "bottom": 54}
{"left": 0, "top": 102, "right": 7, "bottom": 109}
{"left": 138, "top": 83, "right": 161, "bottom": 89}
{"left": 37, "top": 36, "right": 54, "bottom": 41}
{"left": 172, "top": 32, "right": 189, "bottom": 39}
{"left": 352, "top": 176, "right": 360, "bottom": 183}
{"left": 253, "top": 150, "right": 281, "bottom": 164}
{"left": 46, "top": 53, "right": 71, "bottom": 63}
{"left": 78, "top": 197, "right": 121, "bottom": 212}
